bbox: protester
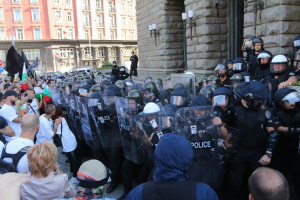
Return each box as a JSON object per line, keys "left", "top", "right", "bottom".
{"left": 248, "top": 167, "right": 289, "bottom": 200}
{"left": 53, "top": 105, "right": 79, "bottom": 184}
{"left": 21, "top": 142, "right": 75, "bottom": 200}
{"left": 1, "top": 113, "right": 39, "bottom": 173}
{"left": 125, "top": 134, "right": 219, "bottom": 200}
{"left": 0, "top": 93, "right": 5, "bottom": 108}
{"left": 43, "top": 79, "right": 55, "bottom": 103}
{"left": 36, "top": 104, "right": 62, "bottom": 144}
{"left": 0, "top": 115, "right": 15, "bottom": 144}
{"left": 22, "top": 89, "right": 40, "bottom": 116}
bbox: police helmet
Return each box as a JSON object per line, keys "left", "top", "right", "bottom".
{"left": 230, "top": 73, "right": 245, "bottom": 89}
{"left": 292, "top": 35, "right": 300, "bottom": 51}
{"left": 116, "top": 81, "right": 127, "bottom": 90}
{"left": 55, "top": 81, "right": 64, "bottom": 88}
{"left": 79, "top": 84, "right": 92, "bottom": 93}
{"left": 153, "top": 78, "right": 163, "bottom": 87}
{"left": 91, "top": 84, "right": 104, "bottom": 92}
{"left": 207, "top": 75, "right": 221, "bottom": 85}
{"left": 198, "top": 78, "right": 208, "bottom": 88}
{"left": 81, "top": 79, "right": 90, "bottom": 86}
{"left": 274, "top": 88, "right": 300, "bottom": 107}
{"left": 199, "top": 87, "right": 214, "bottom": 101}
{"left": 127, "top": 89, "right": 144, "bottom": 106}
{"left": 112, "top": 61, "right": 117, "bottom": 66}
{"left": 142, "top": 81, "right": 159, "bottom": 95}
{"left": 88, "top": 92, "right": 105, "bottom": 111}
{"left": 71, "top": 85, "right": 80, "bottom": 95}
{"left": 253, "top": 38, "right": 264, "bottom": 46}
{"left": 207, "top": 83, "right": 220, "bottom": 93}
{"left": 214, "top": 63, "right": 228, "bottom": 76}
{"left": 257, "top": 50, "right": 273, "bottom": 70}
{"left": 270, "top": 55, "right": 288, "bottom": 74}
{"left": 120, "top": 66, "right": 126, "bottom": 72}
{"left": 143, "top": 102, "right": 160, "bottom": 115}
{"left": 88, "top": 79, "right": 96, "bottom": 85}
{"left": 212, "top": 87, "right": 234, "bottom": 107}
{"left": 241, "top": 81, "right": 269, "bottom": 109}
{"left": 144, "top": 77, "right": 153, "bottom": 83}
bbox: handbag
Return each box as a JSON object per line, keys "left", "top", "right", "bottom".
{"left": 53, "top": 122, "right": 62, "bottom": 147}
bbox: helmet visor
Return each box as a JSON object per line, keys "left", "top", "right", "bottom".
{"left": 233, "top": 63, "right": 245, "bottom": 71}
{"left": 212, "top": 95, "right": 227, "bottom": 107}
{"left": 88, "top": 98, "right": 99, "bottom": 107}
{"left": 166, "top": 80, "right": 172, "bottom": 89}
{"left": 282, "top": 92, "right": 300, "bottom": 104}
{"left": 244, "top": 76, "right": 251, "bottom": 82}
{"left": 158, "top": 116, "right": 173, "bottom": 129}
{"left": 294, "top": 51, "right": 300, "bottom": 61}
{"left": 65, "top": 87, "right": 71, "bottom": 95}
{"left": 293, "top": 39, "right": 300, "bottom": 48}
{"left": 270, "top": 63, "right": 286, "bottom": 74}
{"left": 170, "top": 96, "right": 186, "bottom": 106}
{"left": 79, "top": 88, "right": 88, "bottom": 93}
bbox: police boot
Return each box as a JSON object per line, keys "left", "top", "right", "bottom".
{"left": 106, "top": 180, "right": 119, "bottom": 193}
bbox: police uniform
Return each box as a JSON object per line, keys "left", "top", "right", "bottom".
{"left": 220, "top": 76, "right": 231, "bottom": 88}
{"left": 245, "top": 47, "right": 260, "bottom": 78}
{"left": 111, "top": 66, "right": 120, "bottom": 79}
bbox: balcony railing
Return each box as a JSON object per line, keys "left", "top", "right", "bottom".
{"left": 96, "top": 7, "right": 104, "bottom": 12}
{"left": 109, "top": 8, "right": 116, "bottom": 13}
{"left": 83, "top": 21, "right": 91, "bottom": 26}
{"left": 97, "top": 23, "right": 105, "bottom": 27}
{"left": 82, "top": 6, "right": 90, "bottom": 11}
{"left": 110, "top": 24, "right": 116, "bottom": 28}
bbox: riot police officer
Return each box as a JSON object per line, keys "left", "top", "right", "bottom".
{"left": 144, "top": 77, "right": 153, "bottom": 83}
{"left": 199, "top": 87, "right": 214, "bottom": 103}
{"left": 116, "top": 81, "right": 127, "bottom": 97}
{"left": 91, "top": 84, "right": 104, "bottom": 93}
{"left": 232, "top": 57, "right": 247, "bottom": 73}
{"left": 230, "top": 73, "right": 245, "bottom": 90}
{"left": 288, "top": 35, "right": 300, "bottom": 67}
{"left": 170, "top": 87, "right": 191, "bottom": 109}
{"left": 225, "top": 60, "right": 235, "bottom": 77}
{"left": 119, "top": 66, "right": 130, "bottom": 80}
{"left": 270, "top": 88, "right": 300, "bottom": 198}
{"left": 227, "top": 81, "right": 278, "bottom": 199}
{"left": 253, "top": 50, "right": 273, "bottom": 81}
{"left": 214, "top": 63, "right": 231, "bottom": 88}
{"left": 111, "top": 61, "right": 120, "bottom": 79}
{"left": 142, "top": 82, "right": 160, "bottom": 104}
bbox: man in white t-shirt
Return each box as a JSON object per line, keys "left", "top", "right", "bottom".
{"left": 0, "top": 90, "right": 28, "bottom": 142}
{"left": 2, "top": 113, "right": 39, "bottom": 173}
{"left": 36, "top": 104, "right": 62, "bottom": 144}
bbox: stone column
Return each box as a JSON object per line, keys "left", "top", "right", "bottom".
{"left": 115, "top": 0, "right": 122, "bottom": 40}
{"left": 244, "top": 0, "right": 300, "bottom": 55}
{"left": 104, "top": 47, "right": 110, "bottom": 62}
{"left": 90, "top": 0, "right": 98, "bottom": 39}
{"left": 76, "top": 0, "right": 84, "bottom": 39}
{"left": 116, "top": 47, "right": 123, "bottom": 65}
{"left": 103, "top": 0, "right": 110, "bottom": 40}
{"left": 77, "top": 48, "right": 84, "bottom": 67}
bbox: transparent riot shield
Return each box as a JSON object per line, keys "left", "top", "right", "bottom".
{"left": 171, "top": 74, "right": 196, "bottom": 100}
{"left": 68, "top": 95, "right": 84, "bottom": 140}
{"left": 92, "top": 91, "right": 122, "bottom": 148}
{"left": 75, "top": 96, "right": 93, "bottom": 148}
{"left": 174, "top": 106, "right": 224, "bottom": 190}
{"left": 48, "top": 86, "right": 60, "bottom": 105}
{"left": 157, "top": 104, "right": 177, "bottom": 134}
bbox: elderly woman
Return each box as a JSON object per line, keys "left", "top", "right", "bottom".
{"left": 21, "top": 142, "right": 75, "bottom": 200}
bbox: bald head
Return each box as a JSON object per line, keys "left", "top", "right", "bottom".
{"left": 248, "top": 167, "right": 289, "bottom": 200}
{"left": 21, "top": 113, "right": 39, "bottom": 133}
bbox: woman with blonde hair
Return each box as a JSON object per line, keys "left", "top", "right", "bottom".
{"left": 21, "top": 142, "right": 75, "bottom": 200}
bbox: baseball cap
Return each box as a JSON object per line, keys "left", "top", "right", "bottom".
{"left": 4, "top": 89, "right": 21, "bottom": 97}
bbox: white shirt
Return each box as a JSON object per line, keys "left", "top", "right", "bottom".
{"left": 34, "top": 86, "right": 44, "bottom": 95}
{"left": 2, "top": 137, "right": 34, "bottom": 173}
{"left": 0, "top": 104, "right": 21, "bottom": 142}
{"left": 42, "top": 83, "right": 47, "bottom": 89}
{"left": 57, "top": 118, "right": 77, "bottom": 153}
{"left": 22, "top": 99, "right": 39, "bottom": 116}
{"left": 36, "top": 114, "right": 54, "bottom": 144}
{"left": 0, "top": 140, "right": 4, "bottom": 157}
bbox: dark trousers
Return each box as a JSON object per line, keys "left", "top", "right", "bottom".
{"left": 230, "top": 146, "right": 264, "bottom": 200}
{"left": 130, "top": 65, "right": 137, "bottom": 77}
{"left": 270, "top": 149, "right": 300, "bottom": 199}
{"left": 67, "top": 150, "right": 81, "bottom": 177}
{"left": 104, "top": 147, "right": 124, "bottom": 183}
{"left": 121, "top": 159, "right": 152, "bottom": 192}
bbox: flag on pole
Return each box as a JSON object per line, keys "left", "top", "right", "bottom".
{"left": 22, "top": 62, "right": 27, "bottom": 81}
{"left": 27, "top": 57, "right": 39, "bottom": 73}
{"left": 54, "top": 51, "right": 60, "bottom": 57}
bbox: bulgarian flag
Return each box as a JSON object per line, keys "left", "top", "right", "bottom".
{"left": 21, "top": 62, "right": 29, "bottom": 91}
{"left": 43, "top": 86, "right": 52, "bottom": 103}
{"left": 54, "top": 51, "right": 60, "bottom": 57}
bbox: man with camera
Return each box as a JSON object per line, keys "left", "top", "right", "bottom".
{"left": 22, "top": 89, "right": 40, "bottom": 117}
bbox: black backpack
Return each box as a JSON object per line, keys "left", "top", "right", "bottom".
{"left": 0, "top": 145, "right": 31, "bottom": 174}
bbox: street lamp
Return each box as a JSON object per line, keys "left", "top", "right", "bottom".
{"left": 182, "top": 10, "right": 196, "bottom": 41}
{"left": 149, "top": 24, "right": 159, "bottom": 46}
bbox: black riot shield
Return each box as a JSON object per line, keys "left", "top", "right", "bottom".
{"left": 174, "top": 106, "right": 224, "bottom": 190}
{"left": 66, "top": 94, "right": 81, "bottom": 139}
{"left": 75, "top": 96, "right": 93, "bottom": 148}
{"left": 92, "top": 91, "right": 122, "bottom": 148}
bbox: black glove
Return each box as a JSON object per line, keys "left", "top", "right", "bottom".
{"left": 293, "top": 111, "right": 300, "bottom": 124}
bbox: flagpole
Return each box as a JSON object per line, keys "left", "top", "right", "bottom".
{"left": 7, "top": 0, "right": 14, "bottom": 46}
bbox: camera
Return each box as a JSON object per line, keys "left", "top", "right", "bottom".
{"left": 28, "top": 99, "right": 33, "bottom": 103}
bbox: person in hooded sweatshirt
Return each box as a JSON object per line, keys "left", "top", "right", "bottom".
{"left": 125, "top": 133, "right": 219, "bottom": 200}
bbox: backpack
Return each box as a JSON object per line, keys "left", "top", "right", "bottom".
{"left": 0, "top": 145, "right": 31, "bottom": 174}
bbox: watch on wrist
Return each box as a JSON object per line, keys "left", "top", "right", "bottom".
{"left": 266, "top": 152, "right": 272, "bottom": 158}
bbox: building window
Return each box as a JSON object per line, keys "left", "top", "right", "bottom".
{"left": 57, "top": 28, "right": 62, "bottom": 39}
{"left": 16, "top": 28, "right": 24, "bottom": 40}
{"left": 130, "top": 32, "right": 134, "bottom": 40}
{"left": 122, "top": 31, "right": 126, "bottom": 40}
{"left": 23, "top": 49, "right": 40, "bottom": 60}
{"left": 82, "top": 0, "right": 88, "bottom": 7}
{"left": 60, "top": 48, "right": 74, "bottom": 58}
{"left": 84, "top": 47, "right": 90, "bottom": 57}
{"left": 97, "top": 30, "right": 102, "bottom": 39}
{"left": 125, "top": 48, "right": 132, "bottom": 56}
{"left": 32, "top": 10, "right": 40, "bottom": 21}
{"left": 109, "top": 15, "right": 114, "bottom": 26}
{"left": 122, "top": 17, "right": 126, "bottom": 26}
{"left": 129, "top": 4, "right": 133, "bottom": 11}
{"left": 129, "top": 18, "right": 133, "bottom": 26}
{"left": 67, "top": 12, "right": 73, "bottom": 22}
{"left": 0, "top": 50, "right": 5, "bottom": 61}
{"left": 68, "top": 29, "right": 74, "bottom": 39}
{"left": 121, "top": 3, "right": 125, "bottom": 12}
{"left": 108, "top": 1, "right": 113, "bottom": 9}
{"left": 0, "top": 29, "right": 6, "bottom": 40}
{"left": 98, "top": 48, "right": 104, "bottom": 57}
{"left": 110, "top": 48, "right": 116, "bottom": 57}
{"left": 13, "top": 9, "right": 22, "bottom": 22}
{"left": 110, "top": 31, "right": 114, "bottom": 40}
{"left": 83, "top": 13, "right": 89, "bottom": 26}
{"left": 84, "top": 30, "right": 90, "bottom": 39}
{"left": 12, "top": 0, "right": 21, "bottom": 3}
{"left": 54, "top": 0, "right": 60, "bottom": 4}
{"left": 66, "top": 0, "right": 72, "bottom": 6}
{"left": 55, "top": 11, "right": 62, "bottom": 21}
{"left": 95, "top": 0, "right": 101, "bottom": 8}
{"left": 33, "top": 28, "right": 41, "bottom": 39}
{"left": 0, "top": 8, "right": 4, "bottom": 21}
{"left": 30, "top": 0, "right": 38, "bottom": 4}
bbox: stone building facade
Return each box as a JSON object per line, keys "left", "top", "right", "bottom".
{"left": 136, "top": 0, "right": 300, "bottom": 75}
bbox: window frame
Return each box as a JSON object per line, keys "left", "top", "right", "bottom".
{"left": 0, "top": 50, "right": 6, "bottom": 61}
{"left": 0, "top": 8, "right": 4, "bottom": 22}
{"left": 67, "top": 28, "right": 74, "bottom": 39}
{"left": 13, "top": 9, "right": 22, "bottom": 22}
{"left": 0, "top": 28, "right": 6, "bottom": 40}
{"left": 30, "top": 0, "right": 38, "bottom": 4}
{"left": 55, "top": 10, "right": 62, "bottom": 22}
{"left": 67, "top": 11, "right": 73, "bottom": 23}
{"left": 122, "top": 31, "right": 126, "bottom": 40}
{"left": 12, "top": 0, "right": 21, "bottom": 4}
{"left": 23, "top": 49, "right": 40, "bottom": 60}
{"left": 110, "top": 30, "right": 115, "bottom": 40}
{"left": 66, "top": 0, "right": 72, "bottom": 6}
{"left": 98, "top": 47, "right": 104, "bottom": 57}
{"left": 56, "top": 28, "right": 63, "bottom": 39}
{"left": 129, "top": 17, "right": 133, "bottom": 27}
{"left": 97, "top": 30, "right": 102, "bottom": 40}
{"left": 121, "top": 3, "right": 125, "bottom": 12}
{"left": 122, "top": 17, "right": 126, "bottom": 26}
{"left": 54, "top": 0, "right": 61, "bottom": 5}
{"left": 60, "top": 48, "right": 74, "bottom": 58}
{"left": 16, "top": 28, "right": 24, "bottom": 40}
{"left": 110, "top": 48, "right": 116, "bottom": 57}
{"left": 33, "top": 28, "right": 42, "bottom": 39}
{"left": 31, "top": 9, "right": 40, "bottom": 22}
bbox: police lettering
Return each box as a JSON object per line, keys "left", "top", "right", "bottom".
{"left": 97, "top": 115, "right": 111, "bottom": 123}
{"left": 191, "top": 141, "right": 211, "bottom": 149}
{"left": 120, "top": 124, "right": 131, "bottom": 131}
